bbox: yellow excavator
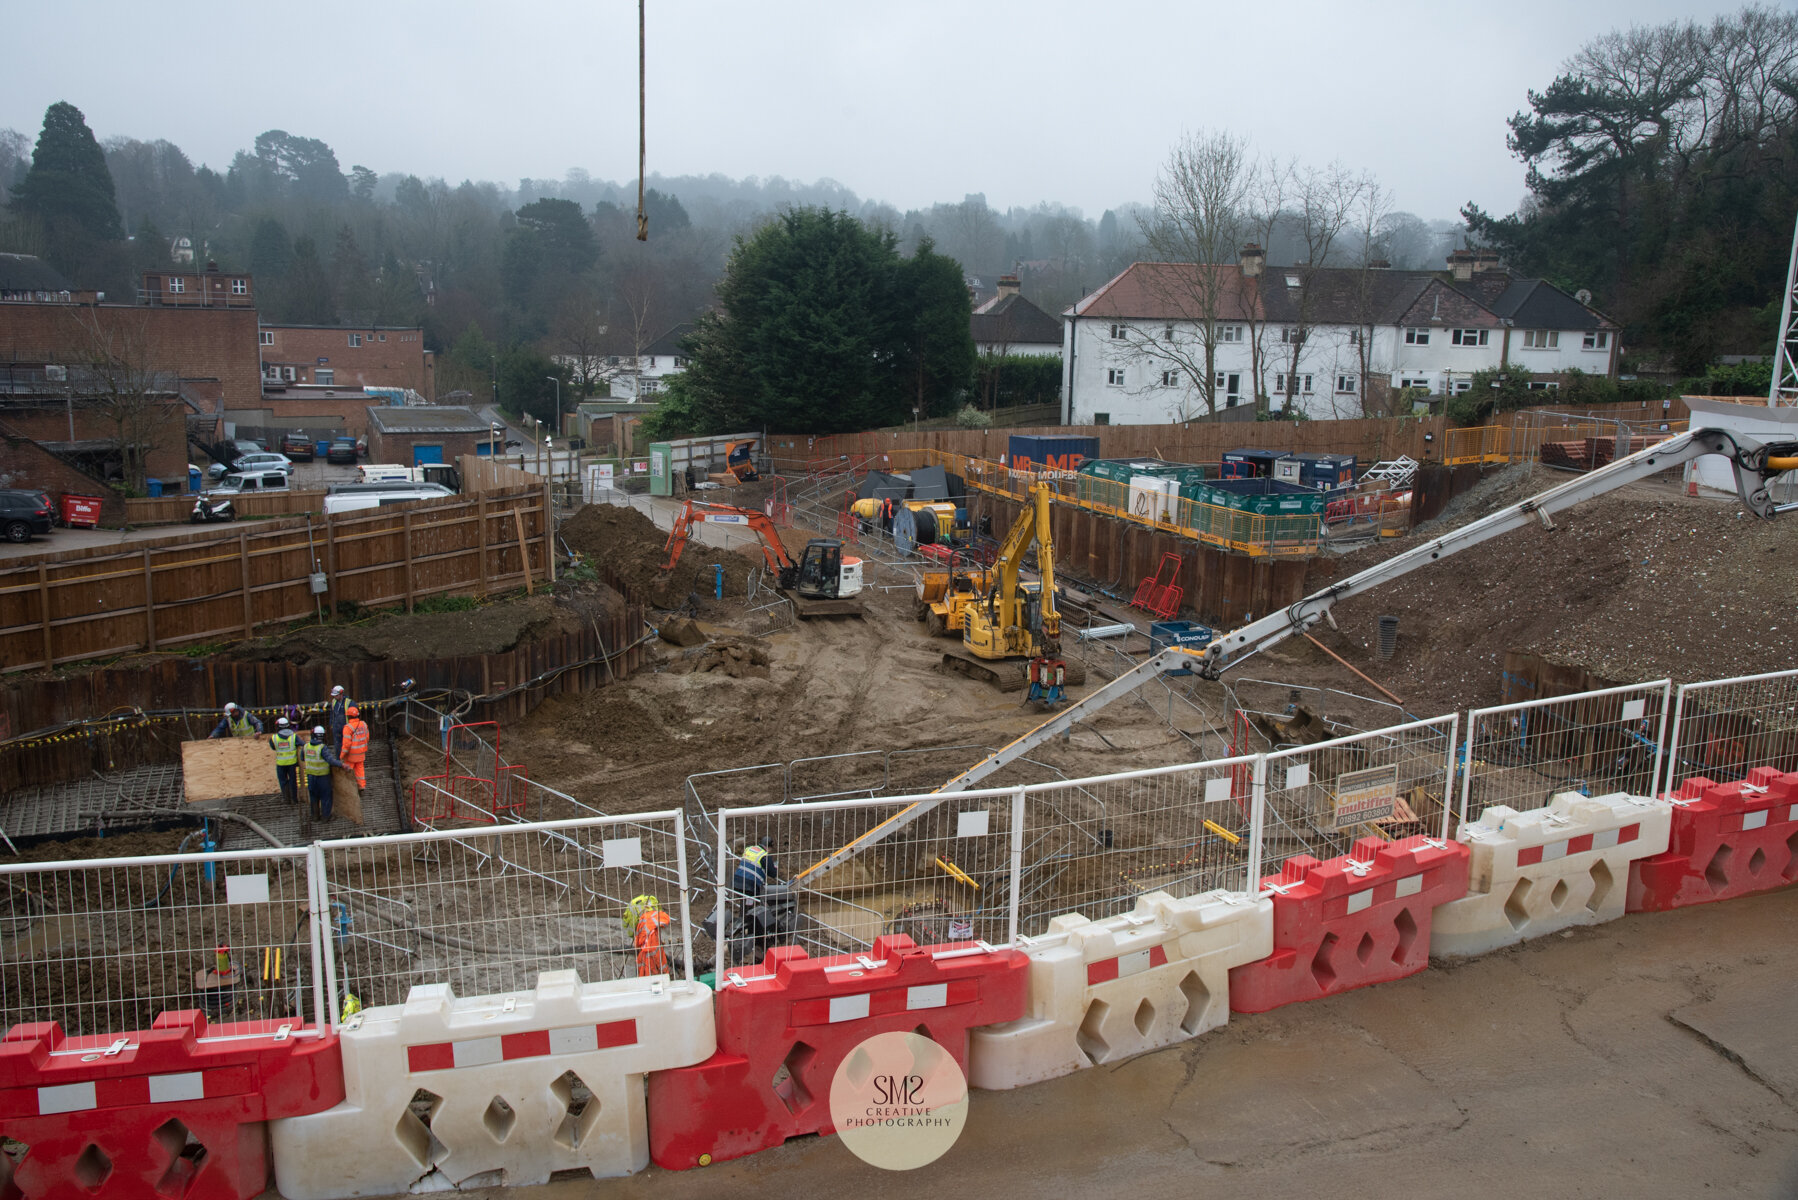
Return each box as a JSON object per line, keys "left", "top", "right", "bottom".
{"left": 941, "top": 482, "right": 1085, "bottom": 697}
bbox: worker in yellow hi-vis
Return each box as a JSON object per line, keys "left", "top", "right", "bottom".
{"left": 625, "top": 894, "right": 672, "bottom": 977}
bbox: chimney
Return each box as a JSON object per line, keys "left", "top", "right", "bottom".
{"left": 205, "top": 260, "right": 221, "bottom": 273}
{"left": 1472, "top": 249, "right": 1502, "bottom": 275}
{"left": 1447, "top": 249, "right": 1477, "bottom": 282}
{"left": 996, "top": 274, "right": 1021, "bottom": 298}
{"left": 1239, "top": 244, "right": 1265, "bottom": 278}
{"left": 1367, "top": 258, "right": 1391, "bottom": 270}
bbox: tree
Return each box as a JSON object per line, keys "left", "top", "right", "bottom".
{"left": 65, "top": 308, "right": 179, "bottom": 492}
{"left": 1131, "top": 130, "right": 1252, "bottom": 417}
{"left": 1275, "top": 163, "right": 1367, "bottom": 415}
{"left": 249, "top": 130, "right": 348, "bottom": 202}
{"left": 10, "top": 102, "right": 125, "bottom": 283}
{"left": 284, "top": 236, "right": 335, "bottom": 324}
{"left": 898, "top": 238, "right": 976, "bottom": 419}
{"left": 1343, "top": 182, "right": 1395, "bottom": 417}
{"left": 249, "top": 217, "right": 293, "bottom": 279}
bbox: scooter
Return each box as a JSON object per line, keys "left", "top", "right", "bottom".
{"left": 190, "top": 496, "right": 237, "bottom": 523}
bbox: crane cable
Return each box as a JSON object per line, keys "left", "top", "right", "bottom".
{"left": 636, "top": 0, "right": 648, "bottom": 241}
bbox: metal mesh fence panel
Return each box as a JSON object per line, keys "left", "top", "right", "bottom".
{"left": 1460, "top": 683, "right": 1669, "bottom": 825}
{"left": 318, "top": 812, "right": 689, "bottom": 1019}
{"left": 1663, "top": 669, "right": 1798, "bottom": 793}
{"left": 1257, "top": 716, "right": 1459, "bottom": 879}
{"left": 1013, "top": 760, "right": 1255, "bottom": 936}
{"left": 0, "top": 848, "right": 320, "bottom": 1051}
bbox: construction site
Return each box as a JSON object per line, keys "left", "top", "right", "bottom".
{"left": 1, "top": 408, "right": 1796, "bottom": 1198}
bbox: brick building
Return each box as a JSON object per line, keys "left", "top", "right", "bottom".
{"left": 366, "top": 406, "right": 490, "bottom": 466}
{"left": 260, "top": 325, "right": 434, "bottom": 399}
{"left": 139, "top": 264, "right": 255, "bottom": 309}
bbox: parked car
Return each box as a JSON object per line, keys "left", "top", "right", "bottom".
{"left": 279, "top": 433, "right": 315, "bottom": 461}
{"left": 326, "top": 437, "right": 360, "bottom": 465}
{"left": 232, "top": 452, "right": 294, "bottom": 476}
{"left": 206, "top": 470, "right": 291, "bottom": 496}
{"left": 0, "top": 489, "right": 55, "bottom": 543}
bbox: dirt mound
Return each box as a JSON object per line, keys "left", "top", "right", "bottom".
{"left": 560, "top": 504, "right": 770, "bottom": 608}
{"left": 675, "top": 638, "right": 772, "bottom": 679}
{"left": 232, "top": 593, "right": 581, "bottom": 664}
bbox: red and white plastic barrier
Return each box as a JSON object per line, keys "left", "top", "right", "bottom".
{"left": 1228, "top": 835, "right": 1470, "bottom": 1014}
{"left": 1432, "top": 791, "right": 1672, "bottom": 957}
{"left": 969, "top": 889, "right": 1272, "bottom": 1090}
{"left": 268, "top": 972, "right": 714, "bottom": 1197}
{"left": 0, "top": 1013, "right": 343, "bottom": 1200}
{"left": 1628, "top": 767, "right": 1798, "bottom": 912}
{"left": 646, "top": 935, "right": 1026, "bottom": 1169}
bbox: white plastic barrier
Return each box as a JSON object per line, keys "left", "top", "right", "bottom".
{"left": 269, "top": 971, "right": 714, "bottom": 1197}
{"left": 1432, "top": 791, "right": 1672, "bottom": 957}
{"left": 969, "top": 889, "right": 1272, "bottom": 1090}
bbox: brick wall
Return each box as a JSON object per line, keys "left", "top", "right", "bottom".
{"left": 261, "top": 326, "right": 431, "bottom": 397}
{"left": 0, "top": 303, "right": 262, "bottom": 408}
{"left": 0, "top": 427, "right": 128, "bottom": 524}
{"left": 369, "top": 428, "right": 484, "bottom": 465}
{"left": 1, "top": 402, "right": 189, "bottom": 480}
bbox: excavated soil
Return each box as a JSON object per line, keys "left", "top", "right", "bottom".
{"left": 231, "top": 591, "right": 598, "bottom": 665}
{"left": 560, "top": 504, "right": 772, "bottom": 608}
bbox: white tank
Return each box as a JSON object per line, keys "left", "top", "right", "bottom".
{"left": 837, "top": 556, "right": 864, "bottom": 596}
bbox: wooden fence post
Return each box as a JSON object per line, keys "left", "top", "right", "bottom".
{"left": 239, "top": 530, "right": 254, "bottom": 638}
{"left": 403, "top": 511, "right": 416, "bottom": 613}
{"left": 36, "top": 563, "right": 53, "bottom": 668}
{"left": 323, "top": 513, "right": 337, "bottom": 618}
{"left": 142, "top": 546, "right": 158, "bottom": 651}
{"left": 477, "top": 494, "right": 490, "bottom": 596}
{"left": 513, "top": 507, "right": 533, "bottom": 592}
{"left": 542, "top": 478, "right": 556, "bottom": 583}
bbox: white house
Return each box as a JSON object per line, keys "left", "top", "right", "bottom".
{"left": 971, "top": 275, "right": 1063, "bottom": 357}
{"left": 1061, "top": 248, "right": 1621, "bottom": 424}
{"left": 563, "top": 322, "right": 694, "bottom": 401}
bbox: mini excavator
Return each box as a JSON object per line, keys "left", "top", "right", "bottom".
{"left": 662, "top": 500, "right": 864, "bottom": 618}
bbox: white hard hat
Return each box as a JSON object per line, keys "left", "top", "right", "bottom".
{"left": 331, "top": 685, "right": 345, "bottom": 696}
{"left": 313, "top": 726, "right": 326, "bottom": 736}
{"left": 224, "top": 702, "right": 239, "bottom": 713}
{"left": 276, "top": 717, "right": 289, "bottom": 728}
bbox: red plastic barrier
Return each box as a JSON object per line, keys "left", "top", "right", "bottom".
{"left": 1627, "top": 767, "right": 1798, "bottom": 912}
{"left": 0, "top": 1013, "right": 343, "bottom": 1200}
{"left": 646, "top": 935, "right": 1026, "bottom": 1169}
{"left": 1228, "top": 835, "right": 1470, "bottom": 1014}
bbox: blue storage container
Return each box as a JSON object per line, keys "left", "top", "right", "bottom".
{"left": 146, "top": 478, "right": 163, "bottom": 498}
{"left": 316, "top": 441, "right": 332, "bottom": 457}
{"left": 1149, "top": 620, "right": 1215, "bottom": 674}
{"left": 188, "top": 466, "right": 202, "bottom": 493}
{"left": 1220, "top": 448, "right": 1291, "bottom": 479}
{"left": 1008, "top": 435, "right": 1100, "bottom": 472}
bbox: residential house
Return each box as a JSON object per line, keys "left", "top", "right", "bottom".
{"left": 607, "top": 323, "right": 693, "bottom": 400}
{"left": 139, "top": 263, "right": 255, "bottom": 309}
{"left": 972, "top": 275, "right": 1062, "bottom": 357}
{"left": 1062, "top": 248, "right": 1620, "bottom": 424}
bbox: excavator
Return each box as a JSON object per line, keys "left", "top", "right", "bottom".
{"left": 662, "top": 500, "right": 865, "bottom": 618}
{"left": 794, "top": 425, "right": 1798, "bottom": 884}
{"left": 915, "top": 549, "right": 994, "bottom": 638}
{"left": 941, "top": 482, "right": 1086, "bottom": 695}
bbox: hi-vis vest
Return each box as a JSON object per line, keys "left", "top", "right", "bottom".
{"left": 302, "top": 742, "right": 331, "bottom": 777}
{"left": 229, "top": 713, "right": 255, "bottom": 737}
{"left": 341, "top": 720, "right": 369, "bottom": 759}
{"left": 270, "top": 731, "right": 298, "bottom": 766}
{"left": 735, "top": 845, "right": 771, "bottom": 890}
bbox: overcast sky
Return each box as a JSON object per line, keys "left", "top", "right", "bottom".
{"left": 4, "top": 0, "right": 1758, "bottom": 222}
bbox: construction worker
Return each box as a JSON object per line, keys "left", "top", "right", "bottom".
{"left": 339, "top": 705, "right": 370, "bottom": 789}
{"left": 269, "top": 717, "right": 300, "bottom": 805}
{"left": 208, "top": 702, "right": 263, "bottom": 739}
{"left": 323, "top": 685, "right": 351, "bottom": 748}
{"left": 624, "top": 894, "right": 671, "bottom": 977}
{"left": 733, "top": 841, "right": 778, "bottom": 899}
{"left": 302, "top": 725, "right": 346, "bottom": 822}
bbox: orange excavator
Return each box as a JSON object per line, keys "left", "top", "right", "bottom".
{"left": 661, "top": 500, "right": 864, "bottom": 618}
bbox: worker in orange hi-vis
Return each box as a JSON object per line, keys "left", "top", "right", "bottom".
{"left": 625, "top": 894, "right": 672, "bottom": 978}
{"left": 339, "top": 705, "right": 370, "bottom": 788}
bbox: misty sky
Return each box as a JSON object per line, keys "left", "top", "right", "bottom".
{"left": 5, "top": 0, "right": 1758, "bottom": 222}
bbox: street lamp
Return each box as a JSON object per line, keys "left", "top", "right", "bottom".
{"left": 544, "top": 375, "right": 561, "bottom": 441}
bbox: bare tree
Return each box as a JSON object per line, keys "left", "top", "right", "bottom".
{"left": 1239, "top": 157, "right": 1292, "bottom": 415}
{"left": 1275, "top": 163, "right": 1368, "bottom": 415}
{"left": 66, "top": 309, "right": 180, "bottom": 493}
{"left": 1343, "top": 181, "right": 1394, "bottom": 417}
{"left": 1127, "top": 130, "right": 1252, "bottom": 418}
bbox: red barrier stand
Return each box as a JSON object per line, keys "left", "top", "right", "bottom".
{"left": 1228, "top": 835, "right": 1470, "bottom": 1014}
{"left": 1627, "top": 767, "right": 1798, "bottom": 912}
{"left": 646, "top": 935, "right": 1026, "bottom": 1169}
{"left": 0, "top": 1013, "right": 343, "bottom": 1200}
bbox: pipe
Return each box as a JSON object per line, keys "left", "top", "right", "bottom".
{"left": 1302, "top": 631, "right": 1404, "bottom": 705}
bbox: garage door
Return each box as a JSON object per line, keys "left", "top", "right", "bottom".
{"left": 412, "top": 444, "right": 444, "bottom": 466}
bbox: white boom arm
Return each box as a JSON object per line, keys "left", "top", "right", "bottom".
{"left": 790, "top": 427, "right": 1795, "bottom": 880}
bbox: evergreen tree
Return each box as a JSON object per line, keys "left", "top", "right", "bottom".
{"left": 249, "top": 217, "right": 293, "bottom": 279}
{"left": 10, "top": 102, "right": 126, "bottom": 284}
{"left": 285, "top": 235, "right": 335, "bottom": 324}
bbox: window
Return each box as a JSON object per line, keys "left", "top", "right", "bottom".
{"left": 281, "top": 366, "right": 297, "bottom": 381}
{"left": 1349, "top": 328, "right": 1363, "bottom": 345}
{"left": 640, "top": 378, "right": 660, "bottom": 395}
{"left": 1336, "top": 374, "right": 1357, "bottom": 394}
{"left": 1109, "top": 323, "right": 1127, "bottom": 339}
{"left": 1093, "top": 412, "right": 1111, "bottom": 425}
{"left": 263, "top": 364, "right": 280, "bottom": 381}
{"left": 259, "top": 331, "right": 274, "bottom": 346}
{"left": 377, "top": 333, "right": 386, "bottom": 342}
{"left": 315, "top": 369, "right": 334, "bottom": 386}
{"left": 1399, "top": 376, "right": 1433, "bottom": 391}
{"left": 1280, "top": 326, "right": 1303, "bottom": 345}
{"left": 1160, "top": 370, "right": 1179, "bottom": 387}
{"left": 347, "top": 333, "right": 363, "bottom": 347}
{"left": 1582, "top": 330, "right": 1610, "bottom": 350}
{"left": 168, "top": 277, "right": 185, "bottom": 294}
{"left": 1451, "top": 329, "right": 1489, "bottom": 346}
{"left": 1405, "top": 327, "right": 1429, "bottom": 345}
{"left": 1452, "top": 379, "right": 1472, "bottom": 394}
{"left": 673, "top": 356, "right": 688, "bottom": 368}
{"left": 1273, "top": 373, "right": 1314, "bottom": 395}
{"left": 1219, "top": 324, "right": 1242, "bottom": 343}
{"left": 1526, "top": 380, "right": 1561, "bottom": 391}
{"left": 1284, "top": 274, "right": 1301, "bottom": 288}
{"left": 1523, "top": 330, "right": 1559, "bottom": 349}
{"left": 1164, "top": 324, "right": 1175, "bottom": 341}
{"left": 231, "top": 278, "right": 247, "bottom": 295}
{"left": 606, "top": 355, "right": 621, "bottom": 366}
{"left": 1106, "top": 368, "right": 1126, "bottom": 386}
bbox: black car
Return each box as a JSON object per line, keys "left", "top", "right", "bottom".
{"left": 326, "top": 437, "right": 359, "bottom": 465}
{"left": 0, "top": 489, "right": 56, "bottom": 543}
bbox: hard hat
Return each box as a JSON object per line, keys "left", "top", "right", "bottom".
{"left": 276, "top": 717, "right": 289, "bottom": 727}
{"left": 224, "top": 702, "right": 239, "bottom": 713}
{"left": 347, "top": 706, "right": 359, "bottom": 717}
{"left": 313, "top": 725, "right": 326, "bottom": 736}
{"left": 331, "top": 685, "right": 345, "bottom": 697}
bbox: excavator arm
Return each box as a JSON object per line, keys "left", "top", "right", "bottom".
{"left": 662, "top": 501, "right": 794, "bottom": 575}
{"left": 792, "top": 426, "right": 1796, "bottom": 882}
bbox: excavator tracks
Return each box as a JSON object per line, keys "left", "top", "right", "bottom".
{"left": 939, "top": 650, "right": 1087, "bottom": 692}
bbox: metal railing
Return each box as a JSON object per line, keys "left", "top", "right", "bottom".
{"left": 1662, "top": 668, "right": 1798, "bottom": 795}
{"left": 1459, "top": 682, "right": 1670, "bottom": 825}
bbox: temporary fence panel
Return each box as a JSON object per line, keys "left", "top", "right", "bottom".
{"left": 317, "top": 812, "right": 691, "bottom": 1017}
{"left": 1460, "top": 682, "right": 1670, "bottom": 827}
{"left": 1255, "top": 715, "right": 1460, "bottom": 881}
{"left": 712, "top": 792, "right": 1023, "bottom": 974}
{"left": 1661, "top": 668, "right": 1798, "bottom": 796}
{"left": 0, "top": 847, "right": 323, "bottom": 1052}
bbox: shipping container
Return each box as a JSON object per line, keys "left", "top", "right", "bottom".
{"left": 1220, "top": 448, "right": 1291, "bottom": 479}
{"left": 1008, "top": 435, "right": 1100, "bottom": 473}
{"left": 1272, "top": 452, "right": 1357, "bottom": 491}
{"left": 1185, "top": 476, "right": 1325, "bottom": 516}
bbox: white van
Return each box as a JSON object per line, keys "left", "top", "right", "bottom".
{"left": 357, "top": 464, "right": 415, "bottom": 484}
{"left": 322, "top": 483, "right": 453, "bottom": 514}
{"left": 207, "top": 469, "right": 291, "bottom": 495}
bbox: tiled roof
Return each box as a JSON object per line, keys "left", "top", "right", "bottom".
{"left": 1070, "top": 263, "right": 1263, "bottom": 322}
{"left": 643, "top": 323, "right": 694, "bottom": 357}
{"left": 970, "top": 293, "right": 1062, "bottom": 346}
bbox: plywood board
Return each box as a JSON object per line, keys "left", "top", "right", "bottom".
{"left": 331, "top": 767, "right": 365, "bottom": 826}
{"left": 181, "top": 738, "right": 281, "bottom": 805}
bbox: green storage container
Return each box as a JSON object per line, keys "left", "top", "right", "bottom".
{"left": 649, "top": 441, "right": 673, "bottom": 496}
